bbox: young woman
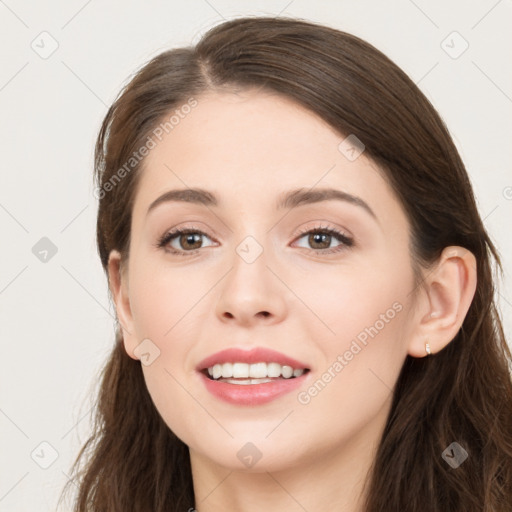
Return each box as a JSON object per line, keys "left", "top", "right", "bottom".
{"left": 61, "top": 16, "right": 512, "bottom": 512}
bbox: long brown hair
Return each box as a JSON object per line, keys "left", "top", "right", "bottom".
{"left": 60, "top": 16, "right": 512, "bottom": 511}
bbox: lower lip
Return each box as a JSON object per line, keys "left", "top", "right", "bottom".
{"left": 199, "top": 371, "right": 310, "bottom": 406}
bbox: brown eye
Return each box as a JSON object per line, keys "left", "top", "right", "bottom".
{"left": 307, "top": 232, "right": 333, "bottom": 250}
{"left": 294, "top": 226, "right": 353, "bottom": 254}
{"left": 177, "top": 232, "right": 203, "bottom": 250}
{"left": 157, "top": 228, "right": 215, "bottom": 254}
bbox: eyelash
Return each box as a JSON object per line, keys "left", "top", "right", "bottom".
{"left": 156, "top": 224, "right": 354, "bottom": 257}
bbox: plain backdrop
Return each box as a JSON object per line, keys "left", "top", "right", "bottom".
{"left": 0, "top": 1, "right": 511, "bottom": 510}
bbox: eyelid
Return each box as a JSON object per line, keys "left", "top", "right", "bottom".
{"left": 291, "top": 222, "right": 354, "bottom": 254}
{"left": 155, "top": 223, "right": 218, "bottom": 254}
{"left": 156, "top": 221, "right": 354, "bottom": 256}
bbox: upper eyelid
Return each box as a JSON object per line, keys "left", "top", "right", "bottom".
{"left": 161, "top": 223, "right": 350, "bottom": 240}
{"left": 159, "top": 223, "right": 354, "bottom": 252}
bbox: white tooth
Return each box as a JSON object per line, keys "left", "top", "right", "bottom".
{"left": 249, "top": 362, "right": 267, "bottom": 378}
{"left": 232, "top": 362, "right": 250, "bottom": 378}
{"left": 281, "top": 365, "right": 293, "bottom": 379}
{"left": 220, "top": 378, "right": 273, "bottom": 385}
{"left": 267, "top": 362, "right": 282, "bottom": 378}
{"left": 223, "top": 378, "right": 251, "bottom": 385}
{"left": 221, "top": 362, "right": 233, "bottom": 378}
{"left": 209, "top": 362, "right": 306, "bottom": 380}
{"left": 212, "top": 364, "right": 222, "bottom": 379}
{"left": 251, "top": 378, "right": 272, "bottom": 384}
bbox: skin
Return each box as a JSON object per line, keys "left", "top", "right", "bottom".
{"left": 108, "top": 89, "right": 477, "bottom": 511}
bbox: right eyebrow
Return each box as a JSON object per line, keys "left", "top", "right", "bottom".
{"left": 147, "top": 188, "right": 218, "bottom": 216}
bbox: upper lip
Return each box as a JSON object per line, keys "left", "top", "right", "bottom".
{"left": 196, "top": 347, "right": 310, "bottom": 372}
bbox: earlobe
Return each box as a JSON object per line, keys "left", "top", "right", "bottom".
{"left": 107, "top": 250, "right": 139, "bottom": 360}
{"left": 408, "top": 246, "right": 477, "bottom": 358}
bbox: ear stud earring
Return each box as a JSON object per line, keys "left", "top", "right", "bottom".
{"left": 425, "top": 342, "right": 432, "bottom": 356}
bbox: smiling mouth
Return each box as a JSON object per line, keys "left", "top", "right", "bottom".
{"left": 200, "top": 362, "right": 310, "bottom": 384}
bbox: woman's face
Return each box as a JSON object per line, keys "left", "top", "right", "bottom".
{"left": 112, "top": 89, "right": 422, "bottom": 472}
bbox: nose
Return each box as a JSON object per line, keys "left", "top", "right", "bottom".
{"left": 215, "top": 240, "right": 287, "bottom": 327}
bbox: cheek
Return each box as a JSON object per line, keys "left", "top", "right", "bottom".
{"left": 128, "top": 261, "right": 208, "bottom": 338}
{"left": 294, "top": 296, "right": 408, "bottom": 452}
{"left": 128, "top": 278, "right": 201, "bottom": 445}
{"left": 126, "top": 262, "right": 209, "bottom": 431}
{"left": 290, "top": 251, "right": 411, "bottom": 343}
{"left": 292, "top": 258, "right": 411, "bottom": 407}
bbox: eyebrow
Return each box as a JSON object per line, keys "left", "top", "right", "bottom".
{"left": 146, "top": 187, "right": 377, "bottom": 221}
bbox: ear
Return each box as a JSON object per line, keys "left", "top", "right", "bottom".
{"left": 108, "top": 250, "right": 139, "bottom": 360}
{"left": 407, "top": 246, "right": 477, "bottom": 358}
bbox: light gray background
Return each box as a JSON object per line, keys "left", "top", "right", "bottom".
{"left": 1, "top": 1, "right": 511, "bottom": 510}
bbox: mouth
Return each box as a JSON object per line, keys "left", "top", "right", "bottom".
{"left": 198, "top": 363, "right": 312, "bottom": 406}
{"left": 195, "top": 347, "right": 312, "bottom": 403}
{"left": 200, "top": 363, "right": 311, "bottom": 385}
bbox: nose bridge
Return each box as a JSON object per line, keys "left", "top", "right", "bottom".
{"left": 229, "top": 211, "right": 273, "bottom": 270}
{"left": 214, "top": 222, "right": 286, "bottom": 324}
{"left": 229, "top": 230, "right": 272, "bottom": 297}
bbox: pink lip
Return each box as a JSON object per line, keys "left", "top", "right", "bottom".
{"left": 195, "top": 347, "right": 310, "bottom": 372}
{"left": 195, "top": 347, "right": 311, "bottom": 406}
{"left": 198, "top": 370, "right": 310, "bottom": 406}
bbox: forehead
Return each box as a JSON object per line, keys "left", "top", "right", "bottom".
{"left": 148, "top": 89, "right": 346, "bottom": 172}
{"left": 131, "top": 89, "right": 405, "bottom": 227}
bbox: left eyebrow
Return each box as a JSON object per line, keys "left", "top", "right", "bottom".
{"left": 276, "top": 187, "right": 377, "bottom": 221}
{"left": 146, "top": 186, "right": 377, "bottom": 223}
